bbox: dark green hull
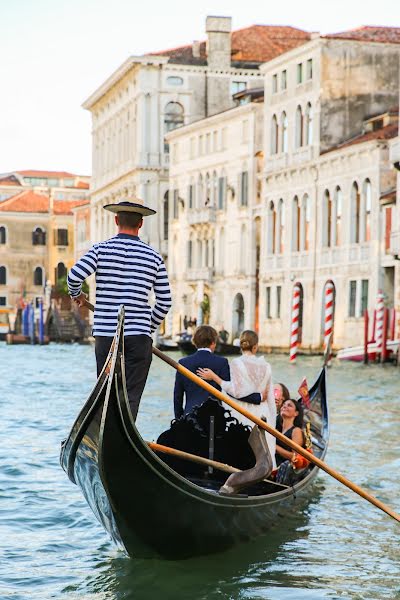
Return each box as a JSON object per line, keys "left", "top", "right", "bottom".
{"left": 60, "top": 312, "right": 329, "bottom": 559}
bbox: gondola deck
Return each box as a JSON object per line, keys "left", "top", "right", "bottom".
{"left": 60, "top": 309, "right": 328, "bottom": 559}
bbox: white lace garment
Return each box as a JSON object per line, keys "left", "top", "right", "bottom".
{"left": 220, "top": 354, "right": 276, "bottom": 468}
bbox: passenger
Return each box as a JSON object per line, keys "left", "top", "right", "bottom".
{"left": 174, "top": 325, "right": 261, "bottom": 420}
{"left": 275, "top": 399, "right": 305, "bottom": 467}
{"left": 197, "top": 330, "right": 276, "bottom": 468}
{"left": 274, "top": 382, "right": 290, "bottom": 412}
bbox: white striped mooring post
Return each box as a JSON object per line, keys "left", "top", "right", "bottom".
{"left": 324, "top": 282, "right": 334, "bottom": 363}
{"left": 375, "top": 290, "right": 385, "bottom": 350}
{"left": 290, "top": 284, "right": 301, "bottom": 363}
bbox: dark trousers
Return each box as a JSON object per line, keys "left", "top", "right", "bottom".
{"left": 95, "top": 335, "right": 152, "bottom": 420}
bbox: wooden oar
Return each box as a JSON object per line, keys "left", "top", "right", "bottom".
{"left": 82, "top": 299, "right": 400, "bottom": 523}
{"left": 146, "top": 441, "right": 288, "bottom": 488}
{"left": 152, "top": 346, "right": 400, "bottom": 524}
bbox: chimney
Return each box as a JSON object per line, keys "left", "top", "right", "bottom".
{"left": 206, "top": 16, "right": 232, "bottom": 70}
{"left": 192, "top": 40, "right": 201, "bottom": 58}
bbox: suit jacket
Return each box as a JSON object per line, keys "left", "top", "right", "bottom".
{"left": 173, "top": 349, "right": 261, "bottom": 419}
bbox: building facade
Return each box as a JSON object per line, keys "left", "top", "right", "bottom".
{"left": 84, "top": 17, "right": 311, "bottom": 260}
{"left": 260, "top": 32, "right": 400, "bottom": 350}
{"left": 166, "top": 91, "right": 264, "bottom": 337}
{"left": 0, "top": 190, "right": 87, "bottom": 309}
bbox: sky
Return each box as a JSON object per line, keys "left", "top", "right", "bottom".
{"left": 0, "top": 0, "right": 399, "bottom": 176}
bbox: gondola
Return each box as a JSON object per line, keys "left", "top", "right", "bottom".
{"left": 177, "top": 338, "right": 241, "bottom": 356}
{"left": 60, "top": 309, "right": 329, "bottom": 559}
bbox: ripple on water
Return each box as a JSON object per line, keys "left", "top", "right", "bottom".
{"left": 0, "top": 344, "right": 399, "bottom": 599}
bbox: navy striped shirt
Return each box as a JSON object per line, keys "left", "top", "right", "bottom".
{"left": 67, "top": 233, "right": 172, "bottom": 337}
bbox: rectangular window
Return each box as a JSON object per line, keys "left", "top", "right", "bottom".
{"left": 218, "top": 177, "right": 226, "bottom": 210}
{"left": 231, "top": 81, "right": 247, "bottom": 95}
{"left": 0, "top": 297, "right": 6, "bottom": 306}
{"left": 240, "top": 171, "right": 248, "bottom": 206}
{"left": 306, "top": 58, "right": 313, "bottom": 80}
{"left": 199, "top": 135, "right": 204, "bottom": 155}
{"left": 360, "top": 280, "right": 369, "bottom": 314}
{"left": 272, "top": 74, "right": 278, "bottom": 93}
{"left": 206, "top": 132, "right": 211, "bottom": 154}
{"left": 281, "top": 70, "right": 287, "bottom": 90}
{"left": 276, "top": 285, "right": 282, "bottom": 318}
{"left": 55, "top": 229, "right": 68, "bottom": 246}
{"left": 266, "top": 287, "right": 271, "bottom": 318}
{"left": 190, "top": 137, "right": 196, "bottom": 159}
{"left": 221, "top": 127, "right": 227, "bottom": 150}
{"left": 187, "top": 240, "right": 192, "bottom": 268}
{"left": 297, "top": 63, "right": 303, "bottom": 84}
{"left": 349, "top": 280, "right": 357, "bottom": 317}
{"left": 173, "top": 190, "right": 179, "bottom": 219}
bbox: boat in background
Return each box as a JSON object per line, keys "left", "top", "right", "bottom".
{"left": 337, "top": 339, "right": 400, "bottom": 361}
{"left": 177, "top": 338, "right": 241, "bottom": 356}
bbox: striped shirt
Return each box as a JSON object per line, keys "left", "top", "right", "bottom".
{"left": 67, "top": 233, "right": 172, "bottom": 337}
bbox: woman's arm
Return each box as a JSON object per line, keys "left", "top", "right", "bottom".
{"left": 197, "top": 368, "right": 223, "bottom": 386}
{"left": 276, "top": 428, "right": 304, "bottom": 461}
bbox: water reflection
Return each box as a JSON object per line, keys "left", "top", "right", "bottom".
{"left": 72, "top": 486, "right": 324, "bottom": 600}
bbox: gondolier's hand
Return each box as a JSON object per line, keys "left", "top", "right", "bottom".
{"left": 71, "top": 292, "right": 88, "bottom": 308}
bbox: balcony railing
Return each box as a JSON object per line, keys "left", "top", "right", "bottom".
{"left": 186, "top": 267, "right": 215, "bottom": 282}
{"left": 187, "top": 207, "right": 216, "bottom": 225}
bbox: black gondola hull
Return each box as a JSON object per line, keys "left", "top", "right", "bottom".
{"left": 61, "top": 312, "right": 328, "bottom": 559}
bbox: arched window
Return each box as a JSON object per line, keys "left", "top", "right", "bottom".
{"left": 240, "top": 225, "right": 247, "bottom": 271}
{"left": 322, "top": 190, "right": 332, "bottom": 247}
{"left": 350, "top": 182, "right": 360, "bottom": 243}
{"left": 295, "top": 105, "right": 303, "bottom": 148}
{"left": 33, "top": 266, "right": 44, "bottom": 286}
{"left": 305, "top": 103, "right": 313, "bottom": 146}
{"left": 196, "top": 239, "right": 202, "bottom": 268}
{"left": 164, "top": 102, "right": 184, "bottom": 152}
{"left": 277, "top": 199, "right": 285, "bottom": 253}
{"left": 267, "top": 201, "right": 276, "bottom": 254}
{"left": 55, "top": 262, "right": 67, "bottom": 283}
{"left": 166, "top": 76, "right": 183, "bottom": 86}
{"left": 163, "top": 191, "right": 169, "bottom": 241}
{"left": 300, "top": 194, "right": 311, "bottom": 251}
{"left": 212, "top": 171, "right": 218, "bottom": 207}
{"left": 32, "top": 227, "right": 46, "bottom": 245}
{"left": 281, "top": 112, "right": 288, "bottom": 153}
{"left": 188, "top": 178, "right": 195, "bottom": 210}
{"left": 363, "top": 179, "right": 372, "bottom": 242}
{"left": 271, "top": 114, "right": 278, "bottom": 155}
{"left": 218, "top": 169, "right": 227, "bottom": 210}
{"left": 197, "top": 174, "right": 203, "bottom": 209}
{"left": 219, "top": 227, "right": 225, "bottom": 273}
{"left": 0, "top": 266, "right": 6, "bottom": 285}
{"left": 0, "top": 226, "right": 6, "bottom": 244}
{"left": 334, "top": 187, "right": 342, "bottom": 246}
{"left": 292, "top": 196, "right": 300, "bottom": 251}
{"left": 205, "top": 172, "right": 211, "bottom": 206}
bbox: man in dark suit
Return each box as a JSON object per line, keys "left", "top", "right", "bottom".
{"left": 174, "top": 325, "right": 261, "bottom": 419}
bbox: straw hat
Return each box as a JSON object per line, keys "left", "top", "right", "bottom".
{"left": 103, "top": 200, "right": 156, "bottom": 216}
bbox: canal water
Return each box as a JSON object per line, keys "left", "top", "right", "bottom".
{"left": 0, "top": 342, "right": 399, "bottom": 600}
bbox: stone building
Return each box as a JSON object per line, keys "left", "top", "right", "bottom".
{"left": 0, "top": 170, "right": 90, "bottom": 202}
{"left": 83, "top": 17, "right": 311, "bottom": 259}
{"left": 167, "top": 88, "right": 264, "bottom": 336}
{"left": 166, "top": 25, "right": 400, "bottom": 351}
{"left": 260, "top": 27, "right": 400, "bottom": 351}
{"left": 0, "top": 190, "right": 87, "bottom": 308}
{"left": 389, "top": 111, "right": 400, "bottom": 338}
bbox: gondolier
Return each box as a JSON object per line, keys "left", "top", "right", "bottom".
{"left": 67, "top": 199, "right": 172, "bottom": 419}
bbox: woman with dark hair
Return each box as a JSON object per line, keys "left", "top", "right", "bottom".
{"left": 275, "top": 398, "right": 304, "bottom": 467}
{"left": 273, "top": 382, "right": 290, "bottom": 412}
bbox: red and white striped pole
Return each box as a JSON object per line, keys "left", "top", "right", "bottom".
{"left": 324, "top": 281, "right": 334, "bottom": 362}
{"left": 290, "top": 284, "right": 301, "bottom": 363}
{"left": 375, "top": 290, "right": 385, "bottom": 350}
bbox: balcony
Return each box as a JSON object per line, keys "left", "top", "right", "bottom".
{"left": 265, "top": 153, "right": 288, "bottom": 173}
{"left": 186, "top": 267, "right": 215, "bottom": 282}
{"left": 391, "top": 230, "right": 400, "bottom": 257}
{"left": 348, "top": 243, "right": 370, "bottom": 263}
{"left": 187, "top": 207, "right": 216, "bottom": 225}
{"left": 291, "top": 146, "right": 314, "bottom": 166}
{"left": 290, "top": 251, "right": 311, "bottom": 269}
